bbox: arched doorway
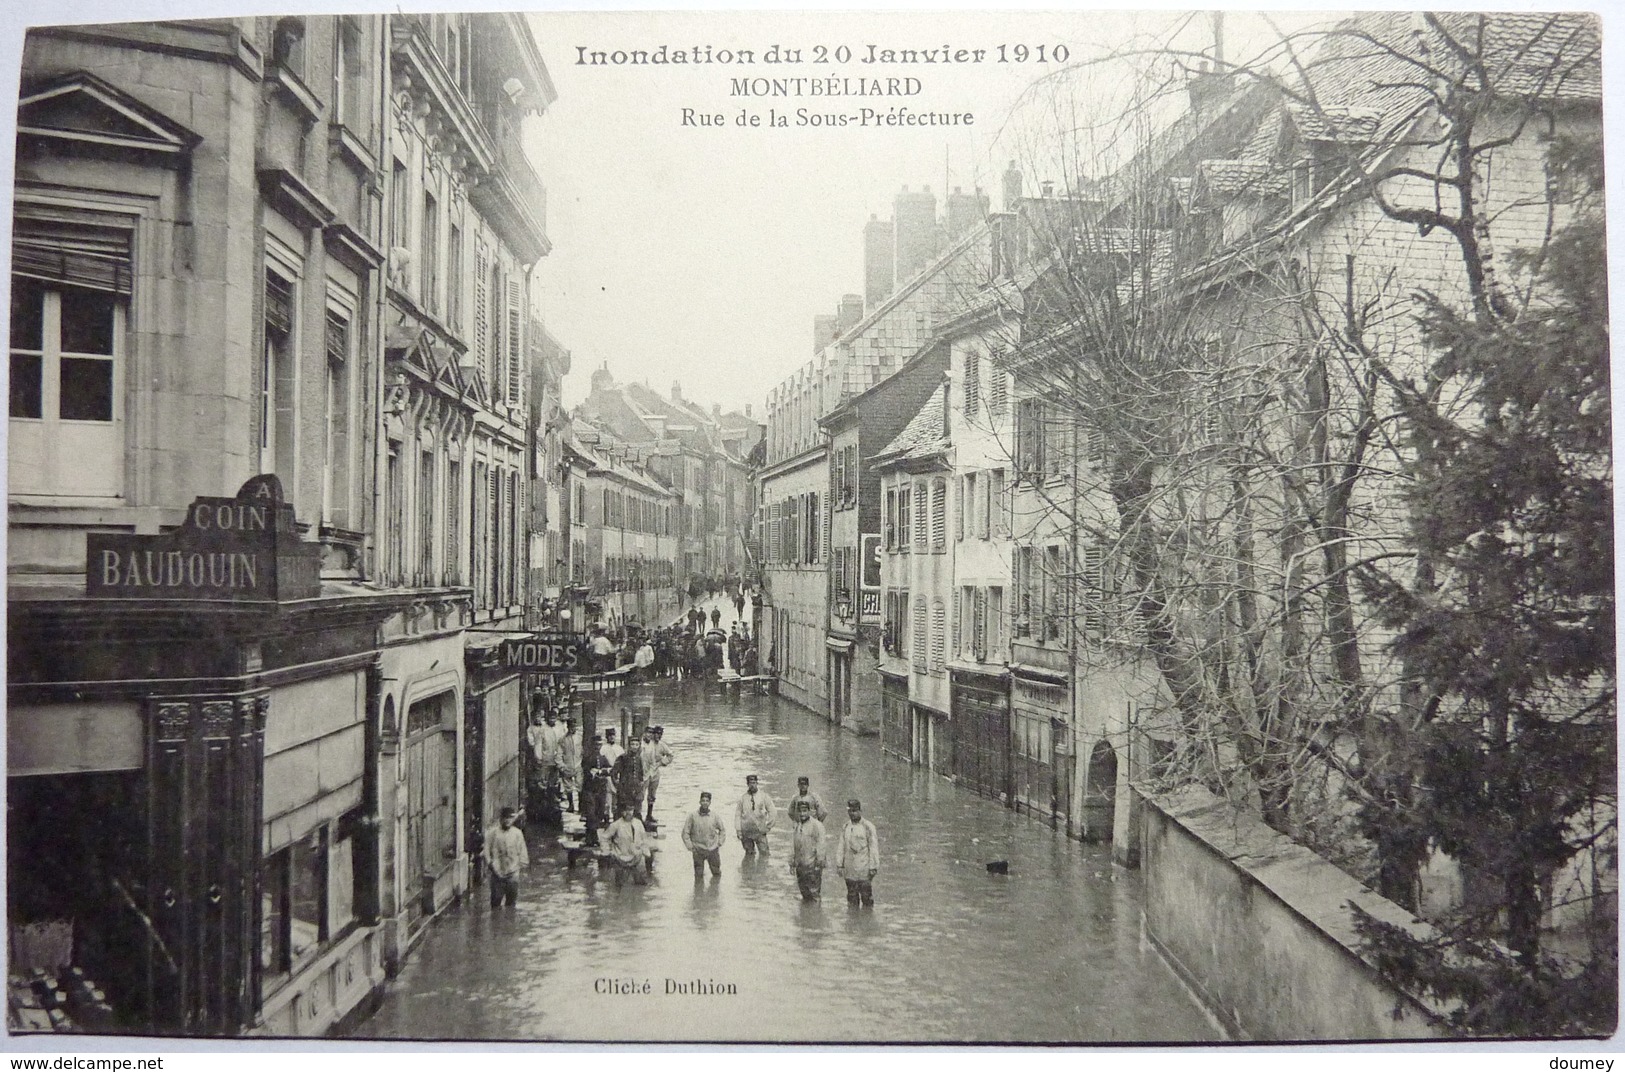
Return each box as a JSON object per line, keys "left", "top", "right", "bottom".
{"left": 1083, "top": 739, "right": 1118, "bottom": 842}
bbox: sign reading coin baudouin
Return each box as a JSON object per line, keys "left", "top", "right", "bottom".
{"left": 499, "top": 633, "right": 584, "bottom": 672}
{"left": 84, "top": 474, "right": 322, "bottom": 601}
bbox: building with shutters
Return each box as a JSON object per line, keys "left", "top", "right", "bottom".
{"left": 817, "top": 343, "right": 951, "bottom": 735}
{"left": 873, "top": 383, "right": 955, "bottom": 771}
{"left": 6, "top": 12, "right": 555, "bottom": 1036}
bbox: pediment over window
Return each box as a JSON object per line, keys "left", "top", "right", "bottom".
{"left": 18, "top": 72, "right": 200, "bottom": 157}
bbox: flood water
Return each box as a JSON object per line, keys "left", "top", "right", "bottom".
{"left": 354, "top": 681, "right": 1221, "bottom": 1043}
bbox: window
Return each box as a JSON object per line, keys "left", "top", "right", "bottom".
{"left": 262, "top": 825, "right": 327, "bottom": 984}
{"left": 1015, "top": 545, "right": 1035, "bottom": 638}
{"left": 964, "top": 352, "right": 980, "bottom": 420}
{"left": 322, "top": 307, "right": 352, "bottom": 527}
{"left": 262, "top": 269, "right": 297, "bottom": 482}
{"left": 897, "top": 485, "right": 911, "bottom": 551}
{"left": 391, "top": 162, "right": 410, "bottom": 252}
{"left": 1045, "top": 545, "right": 1065, "bottom": 642}
{"left": 930, "top": 478, "right": 947, "bottom": 553}
{"left": 988, "top": 586, "right": 1005, "bottom": 660}
{"left": 884, "top": 487, "right": 896, "bottom": 550}
{"left": 1016, "top": 397, "right": 1044, "bottom": 481}
{"left": 418, "top": 450, "right": 436, "bottom": 583}
{"left": 421, "top": 192, "right": 439, "bottom": 312}
{"left": 1043, "top": 406, "right": 1069, "bottom": 481}
{"left": 958, "top": 473, "right": 973, "bottom": 541}
{"left": 447, "top": 224, "right": 463, "bottom": 329}
{"left": 446, "top": 458, "right": 461, "bottom": 584}
{"left": 806, "top": 492, "right": 821, "bottom": 563}
{"left": 959, "top": 586, "right": 976, "bottom": 659}
{"left": 9, "top": 214, "right": 130, "bottom": 497}
{"left": 884, "top": 589, "right": 909, "bottom": 657}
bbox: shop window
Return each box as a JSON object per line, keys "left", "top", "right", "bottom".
{"left": 262, "top": 826, "right": 328, "bottom": 986}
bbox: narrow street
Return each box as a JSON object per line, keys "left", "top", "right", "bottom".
{"left": 352, "top": 673, "right": 1221, "bottom": 1043}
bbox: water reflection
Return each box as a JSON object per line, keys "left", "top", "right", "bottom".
{"left": 357, "top": 681, "right": 1220, "bottom": 1043}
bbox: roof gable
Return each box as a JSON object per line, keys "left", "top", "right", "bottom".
{"left": 19, "top": 72, "right": 200, "bottom": 156}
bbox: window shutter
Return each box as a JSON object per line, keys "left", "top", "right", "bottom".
{"left": 914, "top": 483, "right": 928, "bottom": 552}
{"left": 507, "top": 278, "right": 523, "bottom": 406}
{"left": 912, "top": 600, "right": 927, "bottom": 673}
{"left": 930, "top": 478, "right": 946, "bottom": 553}
{"left": 13, "top": 217, "right": 132, "bottom": 296}
{"left": 973, "top": 587, "right": 987, "bottom": 662}
{"left": 964, "top": 353, "right": 980, "bottom": 420}
{"left": 989, "top": 358, "right": 1007, "bottom": 419}
{"left": 265, "top": 271, "right": 294, "bottom": 335}
{"left": 473, "top": 245, "right": 489, "bottom": 376}
{"left": 1082, "top": 544, "right": 1105, "bottom": 636}
{"left": 930, "top": 600, "right": 946, "bottom": 673}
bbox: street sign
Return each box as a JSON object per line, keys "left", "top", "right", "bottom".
{"left": 499, "top": 633, "right": 584, "bottom": 672}
{"left": 86, "top": 474, "right": 321, "bottom": 603}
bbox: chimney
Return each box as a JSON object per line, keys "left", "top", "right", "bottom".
{"left": 892, "top": 185, "right": 940, "bottom": 287}
{"left": 745, "top": 403, "right": 752, "bottom": 418}
{"left": 1002, "top": 160, "right": 1023, "bottom": 212}
{"left": 1188, "top": 58, "right": 1235, "bottom": 116}
{"left": 864, "top": 214, "right": 895, "bottom": 308}
{"left": 946, "top": 186, "right": 987, "bottom": 237}
{"left": 814, "top": 313, "right": 839, "bottom": 353}
{"left": 671, "top": 380, "right": 682, "bottom": 401}
{"left": 837, "top": 294, "right": 864, "bottom": 335}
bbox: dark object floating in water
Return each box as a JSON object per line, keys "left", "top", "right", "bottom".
{"left": 986, "top": 860, "right": 1009, "bottom": 875}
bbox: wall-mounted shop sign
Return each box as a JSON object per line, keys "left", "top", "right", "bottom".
{"left": 86, "top": 475, "right": 322, "bottom": 602}
{"left": 499, "top": 633, "right": 584, "bottom": 672}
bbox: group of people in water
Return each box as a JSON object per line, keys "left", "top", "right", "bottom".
{"left": 499, "top": 703, "right": 879, "bottom": 906}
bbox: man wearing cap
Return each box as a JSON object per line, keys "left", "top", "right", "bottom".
{"left": 558, "top": 718, "right": 581, "bottom": 813}
{"left": 680, "top": 791, "right": 727, "bottom": 880}
{"left": 642, "top": 726, "right": 673, "bottom": 825}
{"left": 735, "top": 774, "right": 775, "bottom": 857}
{"left": 486, "top": 806, "right": 528, "bottom": 908}
{"left": 612, "top": 736, "right": 648, "bottom": 821}
{"left": 581, "top": 733, "right": 612, "bottom": 846}
{"left": 789, "top": 799, "right": 827, "bottom": 901}
{"left": 605, "top": 802, "right": 649, "bottom": 888}
{"left": 787, "top": 776, "right": 827, "bottom": 823}
{"left": 601, "top": 727, "right": 624, "bottom": 813}
{"left": 836, "top": 799, "right": 880, "bottom": 907}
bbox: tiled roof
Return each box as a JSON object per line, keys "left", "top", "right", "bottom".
{"left": 876, "top": 389, "right": 947, "bottom": 463}
{"left": 1197, "top": 158, "right": 1286, "bottom": 197}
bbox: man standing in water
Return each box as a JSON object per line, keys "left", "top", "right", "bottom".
{"left": 789, "top": 799, "right": 826, "bottom": 901}
{"left": 735, "top": 774, "right": 775, "bottom": 857}
{"left": 606, "top": 802, "right": 649, "bottom": 888}
{"left": 836, "top": 799, "right": 879, "bottom": 907}
{"left": 642, "top": 726, "right": 673, "bottom": 825}
{"left": 680, "top": 791, "right": 727, "bottom": 880}
{"left": 486, "top": 806, "right": 528, "bottom": 908}
{"left": 787, "top": 776, "right": 828, "bottom": 822}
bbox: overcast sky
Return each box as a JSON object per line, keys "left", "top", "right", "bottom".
{"left": 526, "top": 9, "right": 1337, "bottom": 415}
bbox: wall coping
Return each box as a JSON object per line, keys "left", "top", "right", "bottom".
{"left": 1142, "top": 784, "right": 1452, "bottom": 1024}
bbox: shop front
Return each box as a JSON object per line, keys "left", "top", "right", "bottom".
{"left": 949, "top": 669, "right": 1010, "bottom": 803}
{"left": 6, "top": 477, "right": 406, "bottom": 1036}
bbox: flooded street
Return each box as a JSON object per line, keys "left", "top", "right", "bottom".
{"left": 354, "top": 682, "right": 1221, "bottom": 1043}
